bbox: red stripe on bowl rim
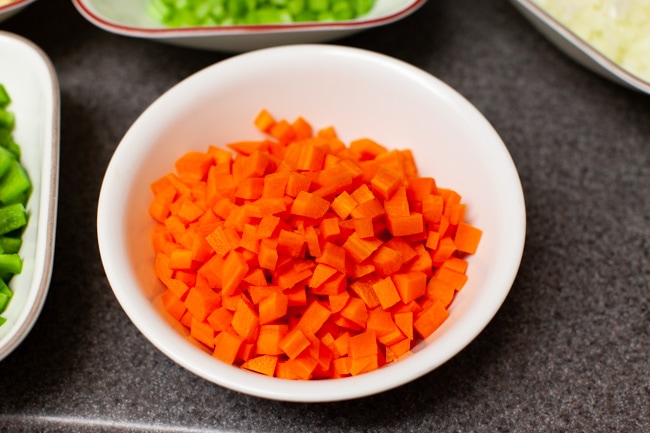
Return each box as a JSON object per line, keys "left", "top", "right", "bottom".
{"left": 0, "top": 0, "right": 35, "bottom": 13}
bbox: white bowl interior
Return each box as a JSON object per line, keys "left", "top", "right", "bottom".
{"left": 0, "top": 31, "right": 59, "bottom": 361}
{"left": 97, "top": 44, "right": 525, "bottom": 402}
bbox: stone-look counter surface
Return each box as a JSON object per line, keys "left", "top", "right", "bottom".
{"left": 0, "top": 0, "right": 648, "bottom": 432}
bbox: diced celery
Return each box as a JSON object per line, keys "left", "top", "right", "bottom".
{"left": 0, "top": 85, "right": 30, "bottom": 327}
{"left": 308, "top": 0, "right": 329, "bottom": 13}
{"left": 0, "top": 109, "right": 14, "bottom": 130}
{"left": 0, "top": 278, "right": 12, "bottom": 313}
{"left": 0, "top": 161, "right": 31, "bottom": 205}
{"left": 147, "top": 0, "right": 375, "bottom": 26}
{"left": 0, "top": 85, "right": 10, "bottom": 109}
{"left": 0, "top": 236, "right": 22, "bottom": 254}
{"left": 0, "top": 146, "right": 16, "bottom": 179}
{"left": 0, "top": 203, "right": 27, "bottom": 236}
{"left": 0, "top": 254, "right": 22, "bottom": 275}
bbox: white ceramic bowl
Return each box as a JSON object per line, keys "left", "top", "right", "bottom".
{"left": 97, "top": 44, "right": 526, "bottom": 402}
{"left": 0, "top": 31, "right": 59, "bottom": 361}
{"left": 72, "top": 0, "right": 426, "bottom": 52}
{"left": 509, "top": 0, "right": 650, "bottom": 94}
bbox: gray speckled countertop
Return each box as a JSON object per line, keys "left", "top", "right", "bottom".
{"left": 1, "top": 0, "right": 649, "bottom": 432}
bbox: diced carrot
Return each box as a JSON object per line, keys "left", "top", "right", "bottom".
{"left": 278, "top": 327, "right": 311, "bottom": 359}
{"left": 231, "top": 297, "right": 259, "bottom": 342}
{"left": 213, "top": 330, "right": 244, "bottom": 365}
{"left": 258, "top": 238, "right": 279, "bottom": 271}
{"left": 433, "top": 266, "right": 469, "bottom": 292}
{"left": 393, "top": 311, "right": 414, "bottom": 341}
{"left": 256, "top": 324, "right": 288, "bottom": 356}
{"left": 270, "top": 119, "right": 296, "bottom": 144}
{"left": 296, "top": 138, "right": 327, "bottom": 172}
{"left": 350, "top": 138, "right": 387, "bottom": 160}
{"left": 149, "top": 110, "right": 482, "bottom": 379}
{"left": 184, "top": 285, "right": 221, "bottom": 322}
{"left": 426, "top": 277, "right": 455, "bottom": 307}
{"left": 285, "top": 355, "right": 319, "bottom": 380}
{"left": 339, "top": 296, "right": 369, "bottom": 328}
{"left": 276, "top": 229, "right": 305, "bottom": 258}
{"left": 371, "top": 277, "right": 401, "bottom": 310}
{"left": 330, "top": 191, "right": 358, "bottom": 219}
{"left": 315, "top": 242, "right": 347, "bottom": 273}
{"left": 242, "top": 354, "right": 278, "bottom": 376}
{"left": 290, "top": 191, "right": 330, "bottom": 219}
{"left": 348, "top": 329, "right": 377, "bottom": 359}
{"left": 454, "top": 222, "right": 483, "bottom": 254}
{"left": 371, "top": 245, "right": 404, "bottom": 276}
{"left": 175, "top": 151, "right": 214, "bottom": 181}
{"left": 258, "top": 291, "right": 288, "bottom": 325}
{"left": 161, "top": 289, "right": 186, "bottom": 322}
{"left": 328, "top": 291, "right": 350, "bottom": 314}
{"left": 392, "top": 271, "right": 427, "bottom": 304}
{"left": 254, "top": 109, "right": 276, "bottom": 133}
{"left": 222, "top": 250, "right": 249, "bottom": 297}
{"left": 292, "top": 116, "right": 313, "bottom": 140}
{"left": 370, "top": 166, "right": 402, "bottom": 200}
{"left": 386, "top": 212, "right": 424, "bottom": 237}
{"left": 206, "top": 306, "right": 234, "bottom": 332}
{"left": 191, "top": 318, "right": 216, "bottom": 349}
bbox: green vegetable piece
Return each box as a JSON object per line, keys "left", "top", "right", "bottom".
{"left": 354, "top": 0, "right": 373, "bottom": 15}
{"left": 0, "top": 85, "right": 10, "bottom": 109}
{"left": 227, "top": 0, "right": 247, "bottom": 18}
{"left": 0, "top": 146, "right": 16, "bottom": 179}
{"left": 0, "top": 236, "right": 22, "bottom": 254}
{"left": 332, "top": 0, "right": 354, "bottom": 20}
{"left": 0, "top": 277, "right": 12, "bottom": 313}
{"left": 0, "top": 203, "right": 27, "bottom": 236}
{"left": 255, "top": 7, "right": 293, "bottom": 23}
{"left": 308, "top": 0, "right": 329, "bottom": 12}
{"left": 287, "top": 0, "right": 304, "bottom": 15}
{"left": 0, "top": 160, "right": 31, "bottom": 205}
{"left": 0, "top": 254, "right": 22, "bottom": 275}
{"left": 148, "top": 0, "right": 172, "bottom": 21}
{"left": 0, "top": 109, "right": 14, "bottom": 130}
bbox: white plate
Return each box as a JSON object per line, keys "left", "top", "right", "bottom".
{"left": 72, "top": 0, "right": 426, "bottom": 52}
{"left": 97, "top": 44, "right": 526, "bottom": 402}
{"left": 0, "top": 0, "right": 37, "bottom": 23}
{"left": 0, "top": 31, "right": 59, "bottom": 362}
{"left": 509, "top": 0, "right": 650, "bottom": 94}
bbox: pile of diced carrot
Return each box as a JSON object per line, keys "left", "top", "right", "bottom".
{"left": 148, "top": 109, "right": 482, "bottom": 379}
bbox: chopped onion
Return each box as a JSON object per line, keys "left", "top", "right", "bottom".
{"left": 534, "top": 0, "right": 650, "bottom": 83}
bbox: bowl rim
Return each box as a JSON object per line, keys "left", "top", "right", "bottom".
{"left": 97, "top": 44, "right": 526, "bottom": 402}
{"left": 0, "top": 31, "right": 60, "bottom": 362}
{"left": 72, "top": 0, "right": 426, "bottom": 37}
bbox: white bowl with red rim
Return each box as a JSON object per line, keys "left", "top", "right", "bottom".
{"left": 71, "top": 0, "right": 426, "bottom": 52}
{"left": 97, "top": 44, "right": 526, "bottom": 402}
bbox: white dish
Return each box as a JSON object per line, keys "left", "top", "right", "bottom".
{"left": 97, "top": 44, "right": 526, "bottom": 402}
{"left": 0, "top": 0, "right": 37, "bottom": 23}
{"left": 0, "top": 31, "right": 59, "bottom": 362}
{"left": 72, "top": 0, "right": 426, "bottom": 52}
{"left": 509, "top": 0, "right": 650, "bottom": 94}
